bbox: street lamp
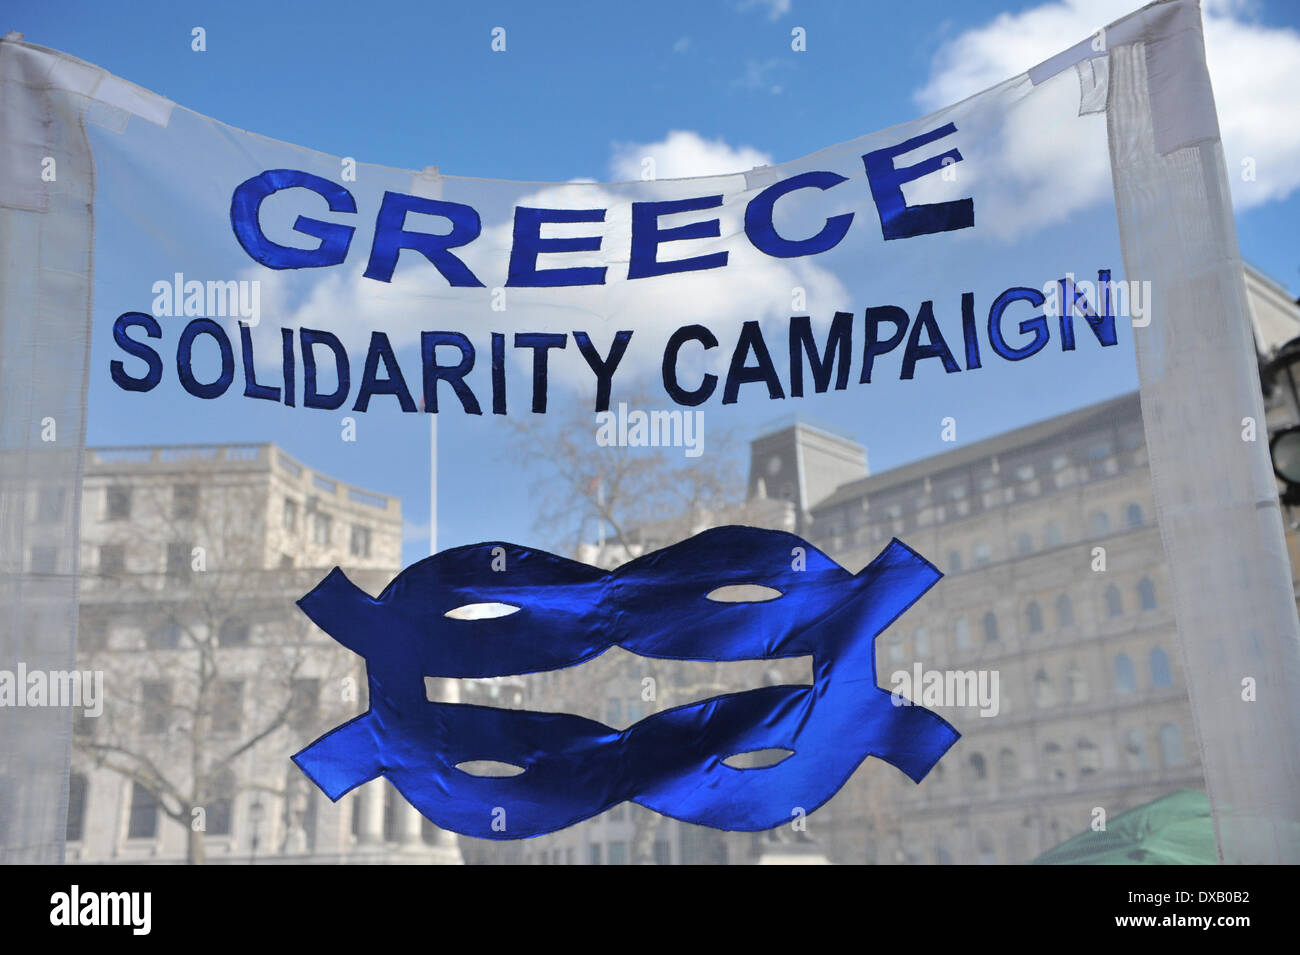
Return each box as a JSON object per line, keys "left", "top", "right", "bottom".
{"left": 1264, "top": 337, "right": 1300, "bottom": 506}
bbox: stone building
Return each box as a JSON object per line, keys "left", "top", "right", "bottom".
{"left": 797, "top": 391, "right": 1196, "bottom": 862}
{"left": 66, "top": 442, "right": 460, "bottom": 864}
{"left": 505, "top": 263, "right": 1299, "bottom": 864}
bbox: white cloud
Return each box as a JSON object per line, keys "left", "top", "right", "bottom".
{"left": 735, "top": 0, "right": 791, "bottom": 21}
{"left": 609, "top": 130, "right": 772, "bottom": 181}
{"left": 915, "top": 0, "right": 1300, "bottom": 212}
{"left": 733, "top": 57, "right": 789, "bottom": 95}
{"left": 672, "top": 36, "right": 692, "bottom": 54}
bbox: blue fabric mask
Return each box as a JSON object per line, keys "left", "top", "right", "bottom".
{"left": 293, "top": 526, "right": 958, "bottom": 838}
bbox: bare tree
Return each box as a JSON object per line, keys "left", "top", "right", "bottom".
{"left": 505, "top": 381, "right": 748, "bottom": 556}
{"left": 75, "top": 477, "right": 360, "bottom": 864}
{"left": 502, "top": 383, "right": 799, "bottom": 862}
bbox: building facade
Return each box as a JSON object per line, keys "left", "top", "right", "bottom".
{"left": 506, "top": 265, "right": 1300, "bottom": 864}
{"left": 67, "top": 442, "right": 459, "bottom": 864}
{"left": 798, "top": 392, "right": 1198, "bottom": 863}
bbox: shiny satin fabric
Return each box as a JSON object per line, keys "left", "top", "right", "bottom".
{"left": 293, "top": 526, "right": 959, "bottom": 838}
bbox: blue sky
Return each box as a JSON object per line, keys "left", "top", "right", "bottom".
{"left": 11, "top": 0, "right": 1300, "bottom": 564}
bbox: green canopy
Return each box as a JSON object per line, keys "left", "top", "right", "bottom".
{"left": 1031, "top": 790, "right": 1218, "bottom": 865}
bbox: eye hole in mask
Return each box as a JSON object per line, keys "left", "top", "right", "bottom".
{"left": 722, "top": 748, "right": 796, "bottom": 770}
{"left": 704, "top": 584, "right": 783, "bottom": 603}
{"left": 444, "top": 602, "right": 521, "bottom": 620}
{"left": 455, "top": 759, "right": 527, "bottom": 778}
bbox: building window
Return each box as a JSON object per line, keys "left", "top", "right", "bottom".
{"left": 1026, "top": 601, "right": 1043, "bottom": 634}
{"left": 66, "top": 772, "right": 87, "bottom": 842}
{"left": 653, "top": 840, "right": 671, "bottom": 865}
{"left": 218, "top": 617, "right": 250, "bottom": 647}
{"left": 207, "top": 769, "right": 236, "bottom": 837}
{"left": 290, "top": 678, "right": 320, "bottom": 732}
{"left": 213, "top": 680, "right": 245, "bottom": 735}
{"left": 74, "top": 705, "right": 97, "bottom": 739}
{"left": 606, "top": 698, "right": 622, "bottom": 724}
{"left": 588, "top": 843, "right": 602, "bottom": 865}
{"left": 608, "top": 841, "right": 628, "bottom": 865}
{"left": 1114, "top": 654, "right": 1138, "bottom": 694}
{"left": 166, "top": 542, "right": 192, "bottom": 579}
{"left": 1034, "top": 669, "right": 1055, "bottom": 707}
{"left": 127, "top": 783, "right": 159, "bottom": 839}
{"left": 972, "top": 542, "right": 991, "bottom": 566}
{"left": 312, "top": 512, "right": 331, "bottom": 547}
{"left": 982, "top": 611, "right": 999, "bottom": 643}
{"left": 30, "top": 546, "right": 58, "bottom": 575}
{"left": 173, "top": 484, "right": 199, "bottom": 520}
{"left": 147, "top": 622, "right": 182, "bottom": 650}
{"left": 1067, "top": 665, "right": 1088, "bottom": 702}
{"left": 947, "top": 550, "right": 962, "bottom": 573}
{"left": 99, "top": 544, "right": 125, "bottom": 577}
{"left": 914, "top": 627, "right": 930, "bottom": 657}
{"left": 888, "top": 633, "right": 904, "bottom": 663}
{"left": 78, "top": 617, "right": 108, "bottom": 653}
{"left": 106, "top": 486, "right": 132, "bottom": 521}
{"left": 1149, "top": 647, "right": 1173, "bottom": 688}
{"left": 998, "top": 747, "right": 1018, "bottom": 782}
{"left": 350, "top": 525, "right": 372, "bottom": 558}
{"left": 1125, "top": 502, "right": 1144, "bottom": 528}
{"left": 1125, "top": 729, "right": 1148, "bottom": 771}
{"left": 1089, "top": 511, "right": 1111, "bottom": 537}
{"left": 1044, "top": 522, "right": 1064, "bottom": 547}
{"left": 1159, "top": 723, "right": 1185, "bottom": 768}
{"left": 1088, "top": 439, "right": 1115, "bottom": 461}
{"left": 1042, "top": 742, "right": 1066, "bottom": 782}
{"left": 37, "top": 485, "right": 66, "bottom": 523}
{"left": 1056, "top": 594, "right": 1075, "bottom": 628}
{"left": 976, "top": 831, "right": 996, "bottom": 865}
{"left": 283, "top": 498, "right": 298, "bottom": 533}
{"left": 141, "top": 680, "right": 171, "bottom": 734}
{"left": 954, "top": 618, "right": 972, "bottom": 651}
{"left": 1137, "top": 577, "right": 1157, "bottom": 611}
{"left": 1104, "top": 584, "right": 1123, "bottom": 618}
{"left": 1077, "top": 738, "right": 1100, "bottom": 776}
{"left": 968, "top": 752, "right": 987, "bottom": 782}
{"left": 1015, "top": 532, "right": 1033, "bottom": 556}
